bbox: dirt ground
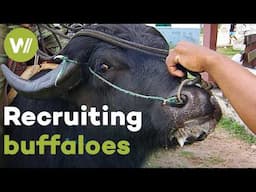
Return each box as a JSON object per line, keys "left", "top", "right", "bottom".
{"left": 144, "top": 126, "right": 256, "bottom": 168}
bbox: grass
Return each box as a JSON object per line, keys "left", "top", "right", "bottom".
{"left": 217, "top": 46, "right": 241, "bottom": 57}
{"left": 206, "top": 156, "right": 225, "bottom": 165}
{"left": 179, "top": 150, "right": 195, "bottom": 158}
{"left": 218, "top": 117, "right": 256, "bottom": 144}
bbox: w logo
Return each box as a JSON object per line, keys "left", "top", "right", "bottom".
{"left": 4, "top": 28, "right": 38, "bottom": 62}
{"left": 9, "top": 38, "right": 33, "bottom": 54}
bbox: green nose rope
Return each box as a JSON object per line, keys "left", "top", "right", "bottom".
{"left": 88, "top": 67, "right": 185, "bottom": 106}
{"left": 54, "top": 55, "right": 78, "bottom": 86}
{"left": 54, "top": 55, "right": 187, "bottom": 107}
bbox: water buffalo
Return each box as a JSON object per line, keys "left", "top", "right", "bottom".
{"left": 0, "top": 24, "right": 221, "bottom": 168}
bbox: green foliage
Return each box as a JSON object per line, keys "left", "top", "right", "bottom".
{"left": 217, "top": 46, "right": 241, "bottom": 57}
{"left": 218, "top": 117, "right": 256, "bottom": 144}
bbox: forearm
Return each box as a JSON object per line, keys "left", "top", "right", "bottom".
{"left": 206, "top": 53, "right": 256, "bottom": 133}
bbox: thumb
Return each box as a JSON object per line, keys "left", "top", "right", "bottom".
{"left": 166, "top": 52, "right": 185, "bottom": 77}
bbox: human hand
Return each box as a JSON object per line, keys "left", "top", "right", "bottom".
{"left": 166, "top": 41, "right": 214, "bottom": 77}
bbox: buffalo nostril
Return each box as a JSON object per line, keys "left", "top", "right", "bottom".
{"left": 178, "top": 94, "right": 188, "bottom": 106}
{"left": 166, "top": 94, "right": 188, "bottom": 108}
{"left": 197, "top": 132, "right": 207, "bottom": 141}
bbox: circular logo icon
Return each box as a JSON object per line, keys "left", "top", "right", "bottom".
{"left": 4, "top": 27, "right": 38, "bottom": 62}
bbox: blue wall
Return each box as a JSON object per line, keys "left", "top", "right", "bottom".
{"left": 155, "top": 26, "right": 200, "bottom": 48}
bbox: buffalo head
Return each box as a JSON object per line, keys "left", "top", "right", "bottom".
{"left": 1, "top": 24, "right": 221, "bottom": 149}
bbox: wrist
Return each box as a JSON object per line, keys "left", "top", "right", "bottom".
{"left": 204, "top": 50, "right": 225, "bottom": 73}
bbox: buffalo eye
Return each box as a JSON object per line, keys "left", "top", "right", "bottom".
{"left": 100, "top": 63, "right": 111, "bottom": 73}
